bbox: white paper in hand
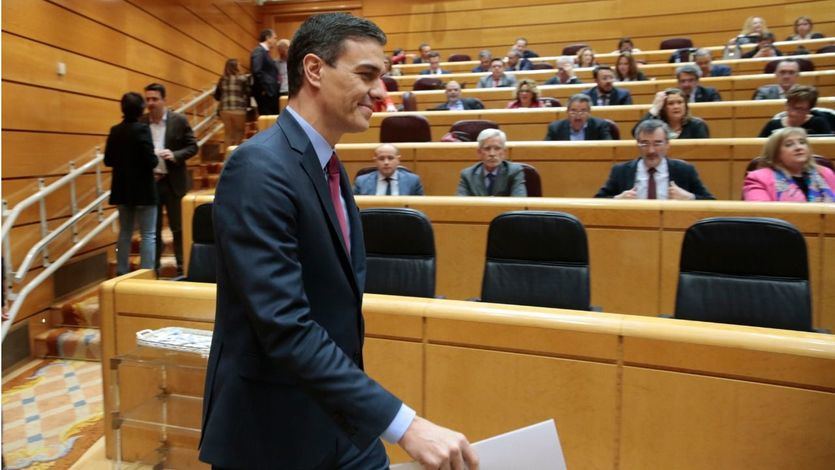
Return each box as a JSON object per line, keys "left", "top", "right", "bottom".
{"left": 391, "top": 419, "right": 566, "bottom": 470}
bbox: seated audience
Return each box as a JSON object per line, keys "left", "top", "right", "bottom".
{"left": 676, "top": 64, "right": 721, "bottom": 102}
{"left": 390, "top": 48, "right": 407, "bottom": 65}
{"left": 576, "top": 47, "right": 598, "bottom": 68}
{"left": 595, "top": 120, "right": 715, "bottom": 200}
{"left": 758, "top": 85, "right": 833, "bottom": 137}
{"left": 413, "top": 43, "right": 432, "bottom": 64}
{"left": 744, "top": 127, "right": 835, "bottom": 202}
{"left": 383, "top": 56, "right": 401, "bottom": 76}
{"left": 353, "top": 144, "right": 424, "bottom": 196}
{"left": 432, "top": 81, "right": 484, "bottom": 110}
{"left": 753, "top": 59, "right": 800, "bottom": 100}
{"left": 742, "top": 32, "right": 783, "bottom": 58}
{"left": 786, "top": 16, "right": 824, "bottom": 41}
{"left": 582, "top": 66, "right": 633, "bottom": 106}
{"left": 419, "top": 51, "right": 450, "bottom": 75}
{"left": 507, "top": 79, "right": 544, "bottom": 108}
{"left": 456, "top": 129, "right": 526, "bottom": 197}
{"left": 477, "top": 58, "right": 518, "bottom": 88}
{"left": 372, "top": 78, "right": 397, "bottom": 112}
{"left": 613, "top": 37, "right": 641, "bottom": 54}
{"left": 513, "top": 37, "right": 539, "bottom": 59}
{"left": 545, "top": 94, "right": 613, "bottom": 141}
{"left": 615, "top": 53, "right": 647, "bottom": 81}
{"left": 693, "top": 48, "right": 731, "bottom": 77}
{"left": 505, "top": 49, "right": 533, "bottom": 71}
{"left": 729, "top": 16, "right": 768, "bottom": 45}
{"left": 472, "top": 50, "right": 493, "bottom": 73}
{"left": 636, "top": 88, "right": 710, "bottom": 139}
{"left": 545, "top": 57, "right": 582, "bottom": 85}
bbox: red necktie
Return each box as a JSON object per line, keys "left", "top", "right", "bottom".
{"left": 647, "top": 167, "right": 657, "bottom": 200}
{"left": 326, "top": 153, "right": 350, "bottom": 253}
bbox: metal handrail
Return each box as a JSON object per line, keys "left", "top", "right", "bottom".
{"left": 2, "top": 83, "right": 220, "bottom": 340}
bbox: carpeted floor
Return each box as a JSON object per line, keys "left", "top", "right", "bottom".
{"left": 2, "top": 359, "right": 104, "bottom": 469}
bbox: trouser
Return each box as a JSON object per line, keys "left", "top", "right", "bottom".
{"left": 155, "top": 182, "right": 183, "bottom": 272}
{"left": 219, "top": 110, "right": 246, "bottom": 151}
{"left": 255, "top": 91, "right": 279, "bottom": 115}
{"left": 116, "top": 205, "right": 156, "bottom": 275}
{"left": 210, "top": 437, "right": 389, "bottom": 470}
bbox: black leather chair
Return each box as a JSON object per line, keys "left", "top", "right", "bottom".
{"left": 186, "top": 203, "right": 217, "bottom": 283}
{"left": 518, "top": 163, "right": 542, "bottom": 197}
{"left": 413, "top": 77, "right": 444, "bottom": 91}
{"left": 360, "top": 208, "right": 436, "bottom": 298}
{"left": 660, "top": 37, "right": 693, "bottom": 50}
{"left": 562, "top": 44, "right": 587, "bottom": 55}
{"left": 400, "top": 91, "right": 418, "bottom": 111}
{"left": 674, "top": 217, "right": 818, "bottom": 332}
{"left": 448, "top": 54, "right": 471, "bottom": 62}
{"left": 449, "top": 120, "right": 499, "bottom": 142}
{"left": 603, "top": 119, "right": 620, "bottom": 140}
{"left": 480, "top": 211, "right": 591, "bottom": 310}
{"left": 380, "top": 115, "right": 432, "bottom": 142}
{"left": 539, "top": 97, "right": 561, "bottom": 107}
{"left": 531, "top": 63, "right": 554, "bottom": 70}
{"left": 381, "top": 75, "right": 399, "bottom": 92}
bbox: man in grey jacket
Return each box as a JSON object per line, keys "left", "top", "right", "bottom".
{"left": 457, "top": 129, "right": 526, "bottom": 196}
{"left": 477, "top": 58, "right": 518, "bottom": 88}
{"left": 753, "top": 59, "right": 800, "bottom": 100}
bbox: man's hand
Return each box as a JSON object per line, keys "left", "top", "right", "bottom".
{"left": 159, "top": 149, "right": 175, "bottom": 161}
{"left": 668, "top": 181, "right": 695, "bottom": 200}
{"left": 614, "top": 186, "right": 638, "bottom": 199}
{"left": 398, "top": 416, "right": 479, "bottom": 470}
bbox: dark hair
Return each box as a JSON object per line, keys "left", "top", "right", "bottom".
{"left": 121, "top": 92, "right": 146, "bottom": 121}
{"left": 592, "top": 65, "right": 612, "bottom": 79}
{"left": 786, "top": 84, "right": 818, "bottom": 108}
{"left": 427, "top": 51, "right": 441, "bottom": 60}
{"left": 259, "top": 28, "right": 275, "bottom": 43}
{"left": 618, "top": 37, "right": 634, "bottom": 49}
{"left": 760, "top": 32, "right": 776, "bottom": 42}
{"left": 634, "top": 119, "right": 672, "bottom": 140}
{"left": 287, "top": 13, "right": 386, "bottom": 97}
{"left": 144, "top": 82, "right": 166, "bottom": 99}
{"left": 658, "top": 88, "right": 693, "bottom": 124}
{"left": 615, "top": 53, "right": 640, "bottom": 80}
{"left": 223, "top": 58, "right": 239, "bottom": 76}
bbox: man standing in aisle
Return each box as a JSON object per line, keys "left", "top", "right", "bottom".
{"left": 199, "top": 13, "right": 479, "bottom": 470}
{"left": 141, "top": 83, "right": 198, "bottom": 275}
{"left": 251, "top": 28, "right": 280, "bottom": 115}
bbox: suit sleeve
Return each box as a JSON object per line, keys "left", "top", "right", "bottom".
{"left": 510, "top": 167, "right": 527, "bottom": 197}
{"left": 352, "top": 176, "right": 363, "bottom": 195}
{"left": 456, "top": 170, "right": 472, "bottom": 196}
{"left": 103, "top": 127, "right": 117, "bottom": 168}
{"left": 215, "top": 146, "right": 401, "bottom": 448}
{"left": 711, "top": 88, "right": 722, "bottom": 101}
{"left": 544, "top": 121, "right": 558, "bottom": 140}
{"left": 171, "top": 115, "right": 198, "bottom": 164}
{"left": 742, "top": 171, "right": 773, "bottom": 201}
{"left": 681, "top": 163, "right": 715, "bottom": 200}
{"left": 413, "top": 175, "right": 425, "bottom": 195}
{"left": 753, "top": 87, "right": 767, "bottom": 100}
{"left": 471, "top": 99, "right": 485, "bottom": 110}
{"left": 594, "top": 166, "right": 622, "bottom": 198}
{"left": 598, "top": 120, "right": 613, "bottom": 140}
{"left": 623, "top": 91, "right": 634, "bottom": 105}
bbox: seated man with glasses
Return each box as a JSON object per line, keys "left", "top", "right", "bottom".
{"left": 595, "top": 120, "right": 714, "bottom": 200}
{"left": 545, "top": 94, "right": 613, "bottom": 140}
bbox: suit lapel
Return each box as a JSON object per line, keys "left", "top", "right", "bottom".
{"left": 164, "top": 110, "right": 174, "bottom": 149}
{"left": 472, "top": 165, "right": 487, "bottom": 195}
{"left": 494, "top": 162, "right": 509, "bottom": 195}
{"left": 624, "top": 159, "right": 639, "bottom": 189}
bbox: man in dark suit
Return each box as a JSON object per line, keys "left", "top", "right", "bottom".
{"left": 251, "top": 28, "right": 280, "bottom": 115}
{"left": 676, "top": 64, "right": 722, "bottom": 103}
{"left": 545, "top": 94, "right": 613, "bottom": 141}
{"left": 431, "top": 80, "right": 484, "bottom": 110}
{"left": 141, "top": 83, "right": 198, "bottom": 274}
{"left": 693, "top": 49, "right": 731, "bottom": 77}
{"left": 505, "top": 49, "right": 532, "bottom": 71}
{"left": 199, "top": 13, "right": 478, "bottom": 470}
{"left": 418, "top": 51, "right": 450, "bottom": 75}
{"left": 545, "top": 57, "right": 583, "bottom": 85}
{"left": 595, "top": 120, "right": 714, "bottom": 200}
{"left": 582, "top": 66, "right": 633, "bottom": 106}
{"left": 353, "top": 144, "right": 425, "bottom": 195}
{"left": 456, "top": 129, "right": 526, "bottom": 196}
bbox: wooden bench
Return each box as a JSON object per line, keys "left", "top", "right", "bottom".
{"left": 100, "top": 274, "right": 835, "bottom": 468}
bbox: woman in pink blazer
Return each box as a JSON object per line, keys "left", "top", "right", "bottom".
{"left": 744, "top": 127, "right": 835, "bottom": 202}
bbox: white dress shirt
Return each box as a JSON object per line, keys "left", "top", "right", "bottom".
{"left": 149, "top": 110, "right": 168, "bottom": 175}
{"left": 636, "top": 158, "right": 669, "bottom": 199}
{"left": 375, "top": 171, "right": 400, "bottom": 195}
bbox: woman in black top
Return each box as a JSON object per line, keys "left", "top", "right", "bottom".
{"left": 615, "top": 53, "right": 647, "bottom": 81}
{"left": 635, "top": 88, "right": 710, "bottom": 139}
{"left": 104, "top": 92, "right": 159, "bottom": 275}
{"left": 758, "top": 85, "right": 832, "bottom": 137}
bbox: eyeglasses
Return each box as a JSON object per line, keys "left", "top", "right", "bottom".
{"left": 638, "top": 140, "right": 667, "bottom": 148}
{"left": 567, "top": 110, "right": 589, "bottom": 115}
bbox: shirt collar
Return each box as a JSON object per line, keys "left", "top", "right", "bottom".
{"left": 378, "top": 171, "right": 398, "bottom": 181}
{"left": 482, "top": 164, "right": 500, "bottom": 176}
{"left": 638, "top": 157, "right": 668, "bottom": 173}
{"left": 150, "top": 109, "right": 168, "bottom": 125}
{"left": 284, "top": 105, "right": 334, "bottom": 170}
{"left": 260, "top": 42, "right": 270, "bottom": 51}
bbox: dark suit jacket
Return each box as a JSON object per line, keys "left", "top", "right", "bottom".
{"left": 418, "top": 69, "right": 451, "bottom": 75}
{"left": 693, "top": 85, "right": 722, "bottom": 102}
{"left": 634, "top": 114, "right": 710, "bottom": 139}
{"left": 250, "top": 45, "right": 279, "bottom": 98}
{"left": 594, "top": 158, "right": 715, "bottom": 199}
{"left": 353, "top": 169, "right": 425, "bottom": 195}
{"left": 545, "top": 76, "right": 582, "bottom": 85}
{"left": 709, "top": 64, "right": 732, "bottom": 77}
{"left": 199, "top": 111, "right": 402, "bottom": 469}
{"left": 431, "top": 98, "right": 484, "bottom": 111}
{"left": 140, "top": 111, "right": 198, "bottom": 197}
{"left": 456, "top": 161, "right": 527, "bottom": 196}
{"left": 545, "top": 117, "right": 613, "bottom": 141}
{"left": 104, "top": 120, "right": 158, "bottom": 206}
{"left": 582, "top": 86, "right": 633, "bottom": 105}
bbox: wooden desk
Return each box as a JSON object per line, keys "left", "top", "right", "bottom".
{"left": 99, "top": 279, "right": 835, "bottom": 469}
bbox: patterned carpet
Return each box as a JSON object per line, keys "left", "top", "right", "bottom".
{"left": 2, "top": 360, "right": 104, "bottom": 469}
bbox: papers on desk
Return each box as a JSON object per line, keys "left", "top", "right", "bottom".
{"left": 391, "top": 419, "right": 566, "bottom": 470}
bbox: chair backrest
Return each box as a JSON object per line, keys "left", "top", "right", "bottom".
{"left": 381, "top": 75, "right": 399, "bottom": 92}
{"left": 355, "top": 166, "right": 414, "bottom": 179}
{"left": 674, "top": 217, "right": 812, "bottom": 331}
{"left": 518, "top": 163, "right": 542, "bottom": 197}
{"left": 817, "top": 45, "right": 835, "bottom": 54}
{"left": 660, "top": 37, "right": 693, "bottom": 50}
{"left": 449, "top": 120, "right": 499, "bottom": 142}
{"left": 745, "top": 155, "right": 834, "bottom": 173}
{"left": 413, "top": 77, "right": 444, "bottom": 91}
{"left": 539, "top": 97, "right": 561, "bottom": 108}
{"left": 481, "top": 211, "right": 591, "bottom": 310}
{"left": 562, "top": 43, "right": 587, "bottom": 55}
{"left": 380, "top": 115, "right": 432, "bottom": 142}
{"left": 360, "top": 208, "right": 436, "bottom": 298}
{"left": 401, "top": 91, "right": 418, "bottom": 111}
{"left": 764, "top": 58, "right": 815, "bottom": 73}
{"left": 603, "top": 118, "right": 620, "bottom": 140}
{"left": 187, "top": 203, "right": 217, "bottom": 283}
{"left": 448, "top": 54, "right": 471, "bottom": 62}
{"left": 531, "top": 63, "right": 554, "bottom": 70}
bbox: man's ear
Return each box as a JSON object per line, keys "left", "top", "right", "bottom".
{"left": 302, "top": 53, "right": 325, "bottom": 91}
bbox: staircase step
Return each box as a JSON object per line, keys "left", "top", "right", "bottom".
{"left": 107, "top": 255, "right": 179, "bottom": 278}
{"left": 33, "top": 327, "right": 101, "bottom": 360}
{"left": 51, "top": 296, "right": 101, "bottom": 328}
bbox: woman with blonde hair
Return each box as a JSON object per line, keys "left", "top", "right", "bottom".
{"left": 730, "top": 16, "right": 769, "bottom": 44}
{"left": 635, "top": 88, "right": 709, "bottom": 139}
{"left": 575, "top": 47, "right": 597, "bottom": 68}
{"left": 744, "top": 127, "right": 835, "bottom": 201}
{"left": 506, "top": 79, "right": 544, "bottom": 108}
{"left": 213, "top": 58, "right": 251, "bottom": 150}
